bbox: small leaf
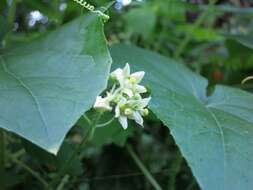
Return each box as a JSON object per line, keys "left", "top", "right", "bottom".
{"left": 111, "top": 44, "right": 253, "bottom": 190}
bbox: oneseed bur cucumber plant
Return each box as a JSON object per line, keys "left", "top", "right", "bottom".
{"left": 0, "top": 0, "right": 253, "bottom": 190}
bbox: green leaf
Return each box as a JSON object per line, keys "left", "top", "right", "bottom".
{"left": 124, "top": 6, "right": 156, "bottom": 38}
{"left": 225, "top": 38, "right": 253, "bottom": 69}
{"left": 0, "top": 14, "right": 112, "bottom": 154}
{"left": 111, "top": 44, "right": 253, "bottom": 190}
{"left": 229, "top": 34, "right": 253, "bottom": 49}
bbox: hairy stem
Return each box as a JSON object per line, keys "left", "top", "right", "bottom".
{"left": 0, "top": 130, "right": 6, "bottom": 190}
{"left": 126, "top": 144, "right": 163, "bottom": 190}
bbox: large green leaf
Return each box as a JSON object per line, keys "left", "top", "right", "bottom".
{"left": 111, "top": 44, "right": 253, "bottom": 190}
{"left": 0, "top": 14, "right": 112, "bottom": 154}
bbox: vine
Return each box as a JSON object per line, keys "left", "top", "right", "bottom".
{"left": 72, "top": 0, "right": 110, "bottom": 20}
{"left": 73, "top": 0, "right": 95, "bottom": 11}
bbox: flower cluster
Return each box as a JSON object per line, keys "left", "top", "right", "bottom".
{"left": 94, "top": 63, "right": 151, "bottom": 129}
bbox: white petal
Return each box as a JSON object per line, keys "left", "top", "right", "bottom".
{"left": 133, "top": 93, "right": 142, "bottom": 100}
{"left": 122, "top": 88, "right": 134, "bottom": 97}
{"left": 118, "top": 76, "right": 126, "bottom": 87}
{"left": 135, "top": 84, "right": 147, "bottom": 94}
{"left": 93, "top": 96, "right": 104, "bottom": 107}
{"left": 118, "top": 116, "right": 128, "bottom": 129}
{"left": 119, "top": 96, "right": 127, "bottom": 104}
{"left": 139, "top": 97, "right": 151, "bottom": 108}
{"left": 131, "top": 71, "right": 145, "bottom": 83}
{"left": 111, "top": 68, "right": 123, "bottom": 81}
{"left": 93, "top": 96, "right": 112, "bottom": 111}
{"left": 123, "top": 63, "right": 130, "bottom": 77}
{"left": 132, "top": 111, "right": 143, "bottom": 126}
{"left": 115, "top": 105, "right": 120, "bottom": 118}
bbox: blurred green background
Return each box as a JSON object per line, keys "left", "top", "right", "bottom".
{"left": 1, "top": 0, "right": 253, "bottom": 189}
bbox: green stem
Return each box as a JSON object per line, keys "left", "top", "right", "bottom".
{"left": 53, "top": 0, "right": 63, "bottom": 26}
{"left": 126, "top": 144, "right": 163, "bottom": 190}
{"left": 167, "top": 150, "right": 183, "bottom": 190}
{"left": 174, "top": 0, "right": 218, "bottom": 59}
{"left": 56, "top": 175, "right": 70, "bottom": 190}
{"left": 0, "top": 130, "right": 6, "bottom": 190}
{"left": 7, "top": 0, "right": 17, "bottom": 30}
{"left": 46, "top": 113, "right": 102, "bottom": 190}
{"left": 82, "top": 114, "right": 92, "bottom": 125}
{"left": 96, "top": 117, "right": 115, "bottom": 128}
{"left": 4, "top": 0, "right": 17, "bottom": 46}
{"left": 10, "top": 155, "right": 48, "bottom": 187}
{"left": 242, "top": 76, "right": 253, "bottom": 84}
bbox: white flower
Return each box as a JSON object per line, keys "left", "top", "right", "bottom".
{"left": 94, "top": 63, "right": 151, "bottom": 130}
{"left": 111, "top": 63, "right": 145, "bottom": 86}
{"left": 111, "top": 63, "right": 147, "bottom": 98}
{"left": 130, "top": 71, "right": 145, "bottom": 84}
{"left": 130, "top": 111, "right": 143, "bottom": 126}
{"left": 110, "top": 63, "right": 130, "bottom": 87}
{"left": 93, "top": 96, "right": 112, "bottom": 111}
{"left": 114, "top": 96, "right": 151, "bottom": 129}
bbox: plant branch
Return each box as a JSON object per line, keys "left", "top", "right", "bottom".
{"left": 9, "top": 154, "right": 49, "bottom": 188}
{"left": 46, "top": 112, "right": 102, "bottom": 190}
{"left": 56, "top": 175, "right": 70, "bottom": 190}
{"left": 126, "top": 144, "right": 163, "bottom": 190}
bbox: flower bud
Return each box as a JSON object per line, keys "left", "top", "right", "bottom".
{"left": 142, "top": 108, "right": 149, "bottom": 116}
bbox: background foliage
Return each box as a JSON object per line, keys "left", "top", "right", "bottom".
{"left": 0, "top": 0, "right": 253, "bottom": 189}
